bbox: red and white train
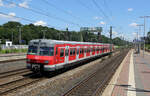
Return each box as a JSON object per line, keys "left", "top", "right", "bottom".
{"left": 26, "top": 39, "right": 114, "bottom": 72}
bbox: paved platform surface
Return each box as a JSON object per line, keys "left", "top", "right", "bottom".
{"left": 102, "top": 50, "right": 150, "bottom": 96}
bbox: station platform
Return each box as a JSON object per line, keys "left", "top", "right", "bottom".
{"left": 102, "top": 50, "right": 150, "bottom": 96}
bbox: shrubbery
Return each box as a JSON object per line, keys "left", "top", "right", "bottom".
{"left": 0, "top": 49, "right": 28, "bottom": 54}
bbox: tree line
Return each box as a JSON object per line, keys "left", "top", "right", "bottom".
{"left": 0, "top": 21, "right": 128, "bottom": 46}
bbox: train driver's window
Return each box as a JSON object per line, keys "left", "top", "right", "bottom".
{"left": 60, "top": 49, "right": 64, "bottom": 57}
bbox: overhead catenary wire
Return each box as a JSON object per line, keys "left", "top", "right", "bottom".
{"left": 41, "top": 0, "right": 92, "bottom": 25}
{"left": 0, "top": 11, "right": 63, "bottom": 29}
{"left": 102, "top": 0, "right": 113, "bottom": 17}
{"left": 4, "top": 0, "right": 82, "bottom": 27}
{"left": 92, "top": 0, "right": 111, "bottom": 24}
{"left": 76, "top": 0, "right": 99, "bottom": 16}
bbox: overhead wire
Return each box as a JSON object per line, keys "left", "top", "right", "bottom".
{"left": 4, "top": 0, "right": 81, "bottom": 27}
{"left": 92, "top": 0, "right": 111, "bottom": 22}
{"left": 41, "top": 0, "right": 92, "bottom": 25}
{"left": 0, "top": 11, "right": 63, "bottom": 29}
{"left": 76, "top": 0, "right": 99, "bottom": 16}
{"left": 102, "top": 0, "right": 113, "bottom": 17}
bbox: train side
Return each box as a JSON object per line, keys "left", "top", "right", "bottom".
{"left": 26, "top": 39, "right": 114, "bottom": 72}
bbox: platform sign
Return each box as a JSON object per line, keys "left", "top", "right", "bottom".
{"left": 80, "top": 27, "right": 102, "bottom": 32}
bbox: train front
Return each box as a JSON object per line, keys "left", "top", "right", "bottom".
{"left": 26, "top": 39, "right": 55, "bottom": 72}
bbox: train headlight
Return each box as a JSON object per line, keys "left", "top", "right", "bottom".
{"left": 44, "top": 60, "right": 49, "bottom": 64}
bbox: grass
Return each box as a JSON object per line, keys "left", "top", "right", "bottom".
{"left": 0, "top": 49, "right": 28, "bottom": 54}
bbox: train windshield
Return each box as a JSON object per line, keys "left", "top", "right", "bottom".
{"left": 28, "top": 46, "right": 38, "bottom": 55}
{"left": 39, "top": 47, "right": 54, "bottom": 56}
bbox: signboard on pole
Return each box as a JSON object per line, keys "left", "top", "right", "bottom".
{"left": 80, "top": 27, "right": 102, "bottom": 32}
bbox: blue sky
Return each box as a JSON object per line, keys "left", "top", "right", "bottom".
{"left": 0, "top": 0, "right": 150, "bottom": 41}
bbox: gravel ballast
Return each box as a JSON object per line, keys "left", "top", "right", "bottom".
{"left": 7, "top": 54, "right": 113, "bottom": 96}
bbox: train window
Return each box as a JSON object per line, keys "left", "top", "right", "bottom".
{"left": 91, "top": 48, "right": 93, "bottom": 52}
{"left": 93, "top": 48, "right": 95, "bottom": 52}
{"left": 88, "top": 48, "right": 90, "bottom": 53}
{"left": 60, "top": 49, "right": 64, "bottom": 57}
{"left": 77, "top": 48, "right": 79, "bottom": 54}
{"left": 39, "top": 47, "right": 54, "bottom": 56}
{"left": 56, "top": 47, "right": 58, "bottom": 55}
{"left": 84, "top": 48, "right": 87, "bottom": 53}
{"left": 70, "top": 48, "right": 75, "bottom": 56}
{"left": 70, "top": 48, "right": 73, "bottom": 56}
{"left": 80, "top": 48, "right": 84, "bottom": 54}
{"left": 65, "top": 49, "right": 69, "bottom": 56}
{"left": 73, "top": 48, "right": 76, "bottom": 55}
{"left": 28, "top": 46, "right": 38, "bottom": 55}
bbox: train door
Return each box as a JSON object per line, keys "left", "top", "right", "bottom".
{"left": 56, "top": 47, "right": 65, "bottom": 64}
{"left": 65, "top": 46, "right": 69, "bottom": 64}
{"left": 76, "top": 46, "right": 80, "bottom": 60}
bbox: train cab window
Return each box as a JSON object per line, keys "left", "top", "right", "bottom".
{"left": 60, "top": 49, "right": 64, "bottom": 57}
{"left": 28, "top": 46, "right": 38, "bottom": 55}
{"left": 39, "top": 47, "right": 54, "bottom": 56}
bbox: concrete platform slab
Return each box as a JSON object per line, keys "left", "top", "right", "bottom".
{"left": 102, "top": 50, "right": 150, "bottom": 96}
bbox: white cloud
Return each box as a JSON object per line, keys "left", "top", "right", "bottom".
{"left": 129, "top": 22, "right": 137, "bottom": 27}
{"left": 128, "top": 8, "right": 133, "bottom": 12}
{"left": 8, "top": 3, "right": 16, "bottom": 8}
{"left": 34, "top": 20, "right": 47, "bottom": 26}
{"left": 100, "top": 21, "right": 106, "bottom": 25}
{"left": 19, "top": 0, "right": 30, "bottom": 8}
{"left": 0, "top": 12, "right": 20, "bottom": 21}
{"left": 94, "top": 16, "right": 102, "bottom": 20}
{"left": 8, "top": 12, "right": 16, "bottom": 17}
{"left": 0, "top": 0, "right": 16, "bottom": 8}
{"left": 112, "top": 31, "right": 117, "bottom": 35}
{"left": 0, "top": 0, "right": 3, "bottom": 6}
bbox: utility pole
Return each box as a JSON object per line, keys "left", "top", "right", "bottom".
{"left": 110, "top": 26, "right": 113, "bottom": 51}
{"left": 17, "top": 26, "right": 22, "bottom": 45}
{"left": 42, "top": 30, "right": 46, "bottom": 39}
{"left": 136, "top": 24, "right": 144, "bottom": 54}
{"left": 11, "top": 31, "right": 13, "bottom": 44}
{"left": 98, "top": 27, "right": 102, "bottom": 43}
{"left": 140, "top": 16, "right": 150, "bottom": 57}
{"left": 66, "top": 27, "right": 69, "bottom": 41}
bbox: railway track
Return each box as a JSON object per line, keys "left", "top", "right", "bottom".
{"left": 62, "top": 49, "right": 128, "bottom": 96}
{"left": 0, "top": 49, "right": 125, "bottom": 96}
{"left": 0, "top": 68, "right": 31, "bottom": 79}
{"left": 0, "top": 72, "right": 44, "bottom": 96}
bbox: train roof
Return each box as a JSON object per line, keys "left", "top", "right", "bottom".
{"left": 29, "top": 39, "right": 111, "bottom": 46}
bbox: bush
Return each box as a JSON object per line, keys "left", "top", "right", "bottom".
{"left": 0, "top": 48, "right": 28, "bottom": 54}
